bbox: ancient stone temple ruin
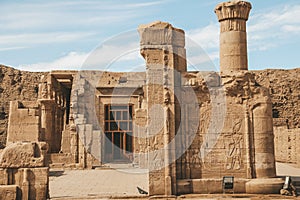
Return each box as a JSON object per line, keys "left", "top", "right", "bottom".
{"left": 1, "top": 0, "right": 296, "bottom": 199}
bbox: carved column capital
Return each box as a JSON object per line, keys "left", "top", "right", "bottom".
{"left": 215, "top": 1, "right": 252, "bottom": 22}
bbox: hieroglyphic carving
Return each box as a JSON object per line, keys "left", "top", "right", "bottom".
{"left": 224, "top": 119, "right": 243, "bottom": 170}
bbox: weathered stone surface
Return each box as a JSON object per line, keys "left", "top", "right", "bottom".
{"left": 245, "top": 178, "right": 284, "bottom": 194}
{"left": 138, "top": 21, "right": 185, "bottom": 48}
{"left": 0, "top": 65, "right": 46, "bottom": 149}
{"left": 274, "top": 127, "right": 299, "bottom": 163}
{"left": 254, "top": 68, "right": 300, "bottom": 129}
{"left": 0, "top": 167, "right": 49, "bottom": 200}
{"left": 0, "top": 141, "right": 49, "bottom": 200}
{"left": 0, "top": 142, "right": 47, "bottom": 168}
{"left": 0, "top": 185, "right": 18, "bottom": 200}
{"left": 7, "top": 101, "right": 41, "bottom": 145}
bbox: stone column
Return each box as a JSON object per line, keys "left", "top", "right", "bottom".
{"left": 252, "top": 100, "right": 276, "bottom": 178}
{"left": 39, "top": 100, "right": 55, "bottom": 152}
{"left": 139, "top": 21, "right": 186, "bottom": 195}
{"left": 215, "top": 1, "right": 252, "bottom": 72}
{"left": 22, "top": 168, "right": 29, "bottom": 200}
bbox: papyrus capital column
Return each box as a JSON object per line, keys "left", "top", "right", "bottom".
{"left": 215, "top": 1, "right": 252, "bottom": 72}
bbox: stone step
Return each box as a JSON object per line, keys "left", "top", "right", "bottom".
{"left": 50, "top": 153, "right": 74, "bottom": 164}
{"left": 49, "top": 163, "right": 65, "bottom": 169}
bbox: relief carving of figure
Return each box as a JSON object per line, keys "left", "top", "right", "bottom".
{"left": 152, "top": 149, "right": 164, "bottom": 170}
{"left": 224, "top": 119, "right": 243, "bottom": 170}
{"left": 41, "top": 82, "right": 48, "bottom": 99}
{"left": 190, "top": 149, "right": 201, "bottom": 167}
{"left": 164, "top": 90, "right": 170, "bottom": 105}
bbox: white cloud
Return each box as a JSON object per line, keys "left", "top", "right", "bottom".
{"left": 248, "top": 4, "right": 300, "bottom": 50}
{"left": 0, "top": 32, "right": 96, "bottom": 46}
{"left": 187, "top": 23, "right": 219, "bottom": 50}
{"left": 186, "top": 23, "right": 219, "bottom": 66}
{"left": 0, "top": 46, "right": 28, "bottom": 52}
{"left": 17, "top": 39, "right": 145, "bottom": 72}
{"left": 282, "top": 25, "right": 300, "bottom": 34}
{"left": 18, "top": 52, "right": 88, "bottom": 71}
{"left": 0, "top": 1, "right": 167, "bottom": 31}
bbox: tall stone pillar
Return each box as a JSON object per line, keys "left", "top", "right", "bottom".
{"left": 38, "top": 75, "right": 56, "bottom": 152}
{"left": 215, "top": 1, "right": 252, "bottom": 72}
{"left": 39, "top": 100, "right": 55, "bottom": 152}
{"left": 252, "top": 100, "right": 276, "bottom": 178}
{"left": 139, "top": 21, "right": 186, "bottom": 195}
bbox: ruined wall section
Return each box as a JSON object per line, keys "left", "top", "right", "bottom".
{"left": 254, "top": 68, "right": 300, "bottom": 129}
{"left": 0, "top": 65, "right": 47, "bottom": 149}
{"left": 254, "top": 69, "right": 300, "bottom": 165}
{"left": 0, "top": 142, "right": 49, "bottom": 200}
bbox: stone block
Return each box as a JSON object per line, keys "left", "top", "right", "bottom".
{"left": 246, "top": 178, "right": 284, "bottom": 194}
{"left": 7, "top": 101, "right": 41, "bottom": 144}
{"left": 176, "top": 179, "right": 191, "bottom": 194}
{"left": 0, "top": 142, "right": 46, "bottom": 168}
{"left": 0, "top": 168, "right": 8, "bottom": 184}
{"left": 186, "top": 178, "right": 248, "bottom": 194}
{"left": 0, "top": 185, "right": 18, "bottom": 200}
{"left": 192, "top": 179, "right": 222, "bottom": 193}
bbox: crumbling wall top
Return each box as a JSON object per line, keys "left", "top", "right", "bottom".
{"left": 138, "top": 21, "right": 185, "bottom": 48}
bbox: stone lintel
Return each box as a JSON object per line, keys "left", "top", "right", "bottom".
{"left": 38, "top": 99, "right": 56, "bottom": 105}
{"left": 215, "top": 1, "right": 252, "bottom": 22}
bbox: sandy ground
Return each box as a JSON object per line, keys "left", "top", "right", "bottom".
{"left": 49, "top": 162, "right": 300, "bottom": 199}
{"left": 49, "top": 167, "right": 148, "bottom": 199}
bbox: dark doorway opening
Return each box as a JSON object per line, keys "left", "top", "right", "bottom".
{"left": 104, "top": 105, "right": 133, "bottom": 162}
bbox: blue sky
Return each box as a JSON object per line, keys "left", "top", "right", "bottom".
{"left": 0, "top": 0, "right": 300, "bottom": 72}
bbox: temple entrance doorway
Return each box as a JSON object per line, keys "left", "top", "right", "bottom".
{"left": 104, "top": 105, "right": 133, "bottom": 163}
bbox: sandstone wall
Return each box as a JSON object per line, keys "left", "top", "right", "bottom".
{"left": 254, "top": 68, "right": 300, "bottom": 129}
{"left": 0, "top": 64, "right": 299, "bottom": 168}
{"left": 254, "top": 69, "right": 300, "bottom": 165}
{"left": 273, "top": 127, "right": 299, "bottom": 163}
{"left": 0, "top": 65, "right": 47, "bottom": 148}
